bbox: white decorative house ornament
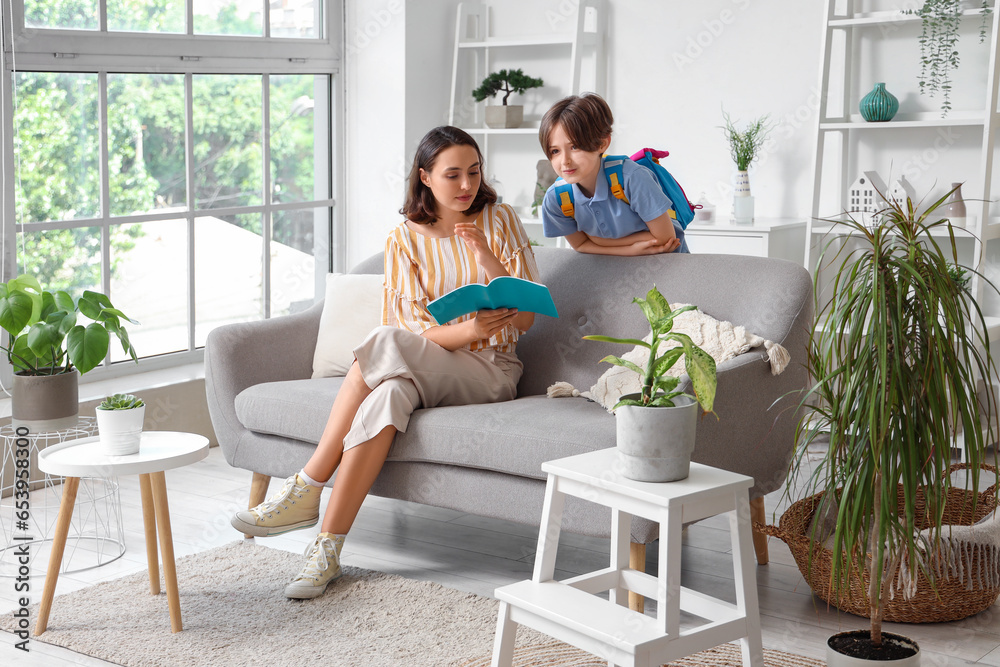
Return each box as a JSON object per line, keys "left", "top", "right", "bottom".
{"left": 888, "top": 177, "right": 916, "bottom": 210}
{"left": 848, "top": 175, "right": 878, "bottom": 214}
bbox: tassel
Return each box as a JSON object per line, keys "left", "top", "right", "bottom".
{"left": 764, "top": 340, "right": 790, "bottom": 376}
{"left": 547, "top": 381, "right": 583, "bottom": 398}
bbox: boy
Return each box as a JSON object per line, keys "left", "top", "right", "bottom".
{"left": 538, "top": 93, "right": 688, "bottom": 255}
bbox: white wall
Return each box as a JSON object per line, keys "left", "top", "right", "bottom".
{"left": 343, "top": 0, "right": 992, "bottom": 265}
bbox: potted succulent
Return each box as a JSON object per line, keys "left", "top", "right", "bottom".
{"left": 778, "top": 185, "right": 1000, "bottom": 665}
{"left": 582, "top": 285, "right": 717, "bottom": 482}
{"left": 95, "top": 393, "right": 145, "bottom": 455}
{"left": 0, "top": 275, "right": 139, "bottom": 431}
{"left": 472, "top": 68, "right": 543, "bottom": 129}
{"left": 720, "top": 110, "right": 772, "bottom": 224}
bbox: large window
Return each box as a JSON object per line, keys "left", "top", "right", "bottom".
{"left": 2, "top": 1, "right": 342, "bottom": 375}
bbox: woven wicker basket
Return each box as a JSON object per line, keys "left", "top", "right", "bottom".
{"left": 761, "top": 463, "right": 1000, "bottom": 623}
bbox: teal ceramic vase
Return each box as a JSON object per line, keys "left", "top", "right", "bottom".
{"left": 859, "top": 82, "right": 899, "bottom": 122}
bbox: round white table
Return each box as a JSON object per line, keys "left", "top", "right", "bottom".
{"left": 34, "top": 431, "right": 209, "bottom": 636}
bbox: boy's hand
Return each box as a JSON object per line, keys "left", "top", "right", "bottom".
{"left": 470, "top": 307, "right": 518, "bottom": 340}
{"left": 632, "top": 238, "right": 680, "bottom": 254}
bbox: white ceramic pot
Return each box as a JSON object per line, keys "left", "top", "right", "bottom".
{"left": 826, "top": 631, "right": 921, "bottom": 666}
{"left": 614, "top": 394, "right": 698, "bottom": 482}
{"left": 733, "top": 195, "right": 755, "bottom": 225}
{"left": 485, "top": 105, "right": 524, "bottom": 129}
{"left": 96, "top": 405, "right": 146, "bottom": 455}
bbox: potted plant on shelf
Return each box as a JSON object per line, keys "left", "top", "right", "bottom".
{"left": 768, "top": 185, "right": 1000, "bottom": 665}
{"left": 472, "top": 68, "right": 544, "bottom": 129}
{"left": 0, "top": 275, "right": 139, "bottom": 431}
{"left": 96, "top": 393, "right": 145, "bottom": 455}
{"left": 582, "top": 286, "right": 717, "bottom": 482}
{"left": 909, "top": 0, "right": 993, "bottom": 116}
{"left": 720, "top": 110, "right": 772, "bottom": 224}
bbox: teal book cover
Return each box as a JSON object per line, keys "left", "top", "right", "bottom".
{"left": 427, "top": 277, "right": 558, "bottom": 325}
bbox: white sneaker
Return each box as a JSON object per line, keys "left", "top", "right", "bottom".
{"left": 284, "top": 533, "right": 345, "bottom": 599}
{"left": 231, "top": 473, "right": 321, "bottom": 537}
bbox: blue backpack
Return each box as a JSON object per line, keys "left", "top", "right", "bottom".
{"left": 553, "top": 148, "right": 698, "bottom": 229}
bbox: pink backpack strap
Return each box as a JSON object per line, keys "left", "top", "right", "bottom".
{"left": 629, "top": 148, "right": 670, "bottom": 162}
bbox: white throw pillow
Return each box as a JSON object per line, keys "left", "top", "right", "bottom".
{"left": 311, "top": 273, "right": 384, "bottom": 378}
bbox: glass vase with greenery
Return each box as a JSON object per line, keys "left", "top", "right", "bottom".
{"left": 793, "top": 184, "right": 999, "bottom": 654}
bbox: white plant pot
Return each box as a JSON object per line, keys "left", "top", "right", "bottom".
{"left": 733, "top": 195, "right": 755, "bottom": 225}
{"left": 96, "top": 406, "right": 145, "bottom": 456}
{"left": 485, "top": 105, "right": 524, "bottom": 129}
{"left": 614, "top": 394, "right": 698, "bottom": 482}
{"left": 826, "top": 631, "right": 921, "bottom": 666}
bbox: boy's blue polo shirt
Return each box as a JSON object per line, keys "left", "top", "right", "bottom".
{"left": 541, "top": 156, "right": 689, "bottom": 252}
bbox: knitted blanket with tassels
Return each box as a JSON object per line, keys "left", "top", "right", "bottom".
{"left": 547, "top": 303, "right": 790, "bottom": 413}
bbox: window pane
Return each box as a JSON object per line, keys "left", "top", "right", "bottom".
{"left": 14, "top": 73, "right": 100, "bottom": 223}
{"left": 271, "top": 207, "right": 325, "bottom": 317}
{"left": 270, "top": 75, "right": 328, "bottom": 203}
{"left": 24, "top": 0, "right": 98, "bottom": 30}
{"left": 194, "top": 0, "right": 263, "bottom": 36}
{"left": 111, "top": 220, "right": 188, "bottom": 360}
{"left": 195, "top": 213, "right": 262, "bottom": 347}
{"left": 19, "top": 227, "right": 102, "bottom": 296}
{"left": 270, "top": 0, "right": 320, "bottom": 38}
{"left": 108, "top": 73, "right": 187, "bottom": 216}
{"left": 193, "top": 75, "right": 263, "bottom": 209}
{"left": 108, "top": 0, "right": 185, "bottom": 32}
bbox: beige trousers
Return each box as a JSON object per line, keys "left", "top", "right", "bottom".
{"left": 342, "top": 326, "right": 522, "bottom": 450}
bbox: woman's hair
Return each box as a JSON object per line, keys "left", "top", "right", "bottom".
{"left": 538, "top": 93, "right": 614, "bottom": 159}
{"left": 400, "top": 126, "right": 497, "bottom": 224}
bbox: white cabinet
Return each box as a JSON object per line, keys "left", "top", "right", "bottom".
{"left": 685, "top": 218, "right": 806, "bottom": 263}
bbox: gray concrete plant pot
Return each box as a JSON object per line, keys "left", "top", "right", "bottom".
{"left": 12, "top": 369, "right": 79, "bottom": 433}
{"left": 485, "top": 105, "right": 524, "bottom": 129}
{"left": 614, "top": 394, "right": 698, "bottom": 482}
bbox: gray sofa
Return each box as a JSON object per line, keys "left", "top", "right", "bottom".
{"left": 205, "top": 248, "right": 813, "bottom": 568}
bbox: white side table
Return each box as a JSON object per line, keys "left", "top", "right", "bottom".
{"left": 34, "top": 431, "right": 209, "bottom": 635}
{"left": 0, "top": 417, "right": 126, "bottom": 577}
{"left": 492, "top": 448, "right": 763, "bottom": 667}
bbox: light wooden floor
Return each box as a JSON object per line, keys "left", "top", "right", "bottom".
{"left": 1, "top": 445, "right": 998, "bottom": 666}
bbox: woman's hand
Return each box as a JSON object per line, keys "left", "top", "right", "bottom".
{"left": 455, "top": 222, "right": 494, "bottom": 260}
{"left": 470, "top": 307, "right": 519, "bottom": 341}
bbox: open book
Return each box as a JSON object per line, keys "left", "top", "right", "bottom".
{"left": 427, "top": 276, "right": 558, "bottom": 325}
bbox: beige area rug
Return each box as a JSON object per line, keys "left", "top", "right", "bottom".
{"left": 1, "top": 540, "right": 823, "bottom": 667}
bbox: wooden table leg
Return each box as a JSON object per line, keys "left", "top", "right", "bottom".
{"left": 34, "top": 476, "right": 79, "bottom": 636}
{"left": 139, "top": 473, "right": 160, "bottom": 595}
{"left": 149, "top": 471, "right": 182, "bottom": 633}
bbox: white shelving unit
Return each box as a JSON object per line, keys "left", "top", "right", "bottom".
{"left": 447, "top": 0, "right": 606, "bottom": 245}
{"left": 805, "top": 0, "right": 1000, "bottom": 313}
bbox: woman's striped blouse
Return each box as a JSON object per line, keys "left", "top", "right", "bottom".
{"left": 383, "top": 203, "right": 540, "bottom": 354}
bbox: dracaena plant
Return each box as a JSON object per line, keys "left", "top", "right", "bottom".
{"left": 583, "top": 285, "right": 717, "bottom": 413}
{"left": 0, "top": 275, "right": 139, "bottom": 375}
{"left": 793, "top": 183, "right": 999, "bottom": 648}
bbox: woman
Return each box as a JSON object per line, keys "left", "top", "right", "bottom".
{"left": 231, "top": 126, "right": 540, "bottom": 599}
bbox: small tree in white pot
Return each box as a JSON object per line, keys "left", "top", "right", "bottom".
{"left": 472, "top": 68, "right": 543, "bottom": 129}
{"left": 583, "top": 286, "right": 717, "bottom": 482}
{"left": 96, "top": 393, "right": 145, "bottom": 455}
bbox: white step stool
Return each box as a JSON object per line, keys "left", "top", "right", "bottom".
{"left": 491, "top": 448, "right": 763, "bottom": 667}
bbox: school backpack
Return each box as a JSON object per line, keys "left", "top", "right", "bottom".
{"left": 553, "top": 148, "right": 698, "bottom": 229}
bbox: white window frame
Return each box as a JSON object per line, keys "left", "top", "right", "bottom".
{"left": 0, "top": 1, "right": 346, "bottom": 383}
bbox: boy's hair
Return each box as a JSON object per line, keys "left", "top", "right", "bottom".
{"left": 400, "top": 126, "right": 497, "bottom": 225}
{"left": 538, "top": 93, "right": 614, "bottom": 159}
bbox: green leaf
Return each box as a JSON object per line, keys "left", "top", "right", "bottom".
{"left": 598, "top": 355, "right": 644, "bottom": 376}
{"left": 82, "top": 290, "right": 113, "bottom": 309}
{"left": 53, "top": 290, "right": 75, "bottom": 312}
{"left": 648, "top": 395, "right": 679, "bottom": 407}
{"left": 10, "top": 335, "right": 40, "bottom": 372}
{"left": 652, "top": 347, "right": 684, "bottom": 377}
{"left": 26, "top": 320, "right": 63, "bottom": 357}
{"left": 672, "top": 334, "right": 716, "bottom": 413}
{"left": 77, "top": 294, "right": 102, "bottom": 321}
{"left": 582, "top": 335, "right": 650, "bottom": 348}
{"left": 651, "top": 376, "right": 680, "bottom": 396}
{"left": 611, "top": 397, "right": 646, "bottom": 410}
{"left": 66, "top": 323, "right": 110, "bottom": 375}
{"left": 97, "top": 307, "right": 138, "bottom": 325}
{"left": 0, "top": 289, "right": 35, "bottom": 337}
{"left": 646, "top": 286, "right": 670, "bottom": 321}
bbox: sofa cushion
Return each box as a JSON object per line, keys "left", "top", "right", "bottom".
{"left": 235, "top": 378, "right": 614, "bottom": 481}
{"left": 312, "top": 273, "right": 384, "bottom": 378}
{"left": 236, "top": 377, "right": 345, "bottom": 443}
